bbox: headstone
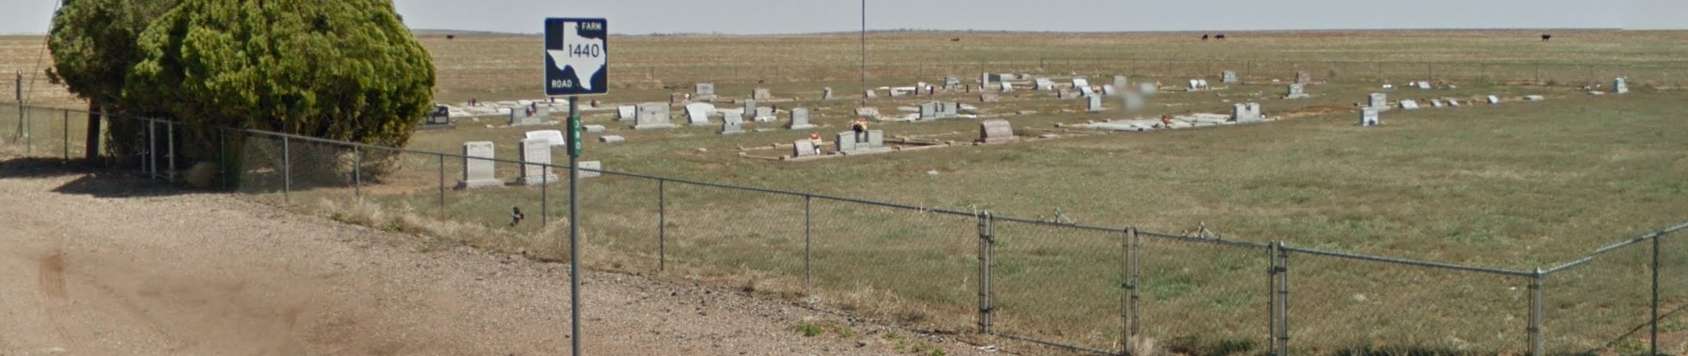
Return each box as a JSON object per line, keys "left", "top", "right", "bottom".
{"left": 1415, "top": 81, "right": 1432, "bottom": 90}
{"left": 1399, "top": 100, "right": 1420, "bottom": 110}
{"left": 634, "top": 103, "right": 675, "bottom": 130}
{"left": 425, "top": 105, "right": 451, "bottom": 126}
{"left": 684, "top": 102, "right": 715, "bottom": 125}
{"left": 978, "top": 120, "right": 1016, "bottom": 144}
{"left": 1368, "top": 93, "right": 1389, "bottom": 110}
{"left": 1057, "top": 89, "right": 1080, "bottom": 100}
{"left": 944, "top": 76, "right": 962, "bottom": 90}
{"left": 584, "top": 125, "right": 606, "bottom": 133}
{"left": 1000, "top": 82, "right": 1014, "bottom": 93}
{"left": 1113, "top": 75, "right": 1129, "bottom": 91}
{"left": 525, "top": 130, "right": 566, "bottom": 147}
{"left": 1122, "top": 91, "right": 1145, "bottom": 112}
{"left": 1285, "top": 83, "right": 1310, "bottom": 99}
{"left": 1071, "top": 77, "right": 1091, "bottom": 91}
{"left": 599, "top": 135, "right": 625, "bottom": 143}
{"left": 890, "top": 87, "right": 914, "bottom": 97}
{"left": 1035, "top": 78, "right": 1055, "bottom": 91}
{"left": 1524, "top": 95, "right": 1545, "bottom": 101}
{"left": 1086, "top": 95, "right": 1104, "bottom": 112}
{"left": 1487, "top": 95, "right": 1501, "bottom": 104}
{"left": 787, "top": 107, "right": 815, "bottom": 129}
{"left": 1138, "top": 82, "right": 1158, "bottom": 95}
{"left": 742, "top": 99, "right": 757, "bottom": 119}
{"left": 1295, "top": 71, "right": 1312, "bottom": 84}
{"left": 1360, "top": 108, "right": 1380, "bottom": 127}
{"left": 695, "top": 82, "right": 717, "bottom": 100}
{"left": 509, "top": 105, "right": 549, "bottom": 126}
{"left": 835, "top": 130, "right": 886, "bottom": 154}
{"left": 455, "top": 141, "right": 500, "bottom": 189}
{"left": 1232, "top": 103, "right": 1263, "bottom": 122}
{"left": 864, "top": 89, "right": 878, "bottom": 98}
{"left": 517, "top": 138, "right": 558, "bottom": 185}
{"left": 1614, "top": 77, "right": 1629, "bottom": 94}
{"left": 822, "top": 87, "right": 834, "bottom": 100}
{"left": 1447, "top": 98, "right": 1462, "bottom": 107}
{"left": 578, "top": 161, "right": 602, "bottom": 178}
{"left": 720, "top": 113, "right": 744, "bottom": 135}
{"left": 980, "top": 72, "right": 992, "bottom": 89}
{"left": 855, "top": 107, "right": 880, "bottom": 119}
{"left": 980, "top": 93, "right": 1000, "bottom": 103}
{"left": 617, "top": 105, "right": 637, "bottom": 121}
{"left": 1222, "top": 71, "right": 1239, "bottom": 84}
{"left": 919, "top": 102, "right": 939, "bottom": 119}
{"left": 1103, "top": 85, "right": 1118, "bottom": 96}
{"left": 1430, "top": 99, "right": 1446, "bottom": 108}
{"left": 793, "top": 139, "right": 818, "bottom": 157}
{"left": 753, "top": 88, "right": 773, "bottom": 100}
{"left": 754, "top": 107, "right": 776, "bottom": 122}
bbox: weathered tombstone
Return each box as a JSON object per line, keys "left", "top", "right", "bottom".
{"left": 753, "top": 88, "right": 773, "bottom": 100}
{"left": 634, "top": 103, "right": 675, "bottom": 130}
{"left": 944, "top": 76, "right": 962, "bottom": 90}
{"left": 1414, "top": 81, "right": 1432, "bottom": 90}
{"left": 1138, "top": 82, "right": 1158, "bottom": 95}
{"left": 1035, "top": 78, "right": 1055, "bottom": 91}
{"left": 455, "top": 141, "right": 500, "bottom": 189}
{"left": 1430, "top": 99, "right": 1446, "bottom": 108}
{"left": 793, "top": 139, "right": 819, "bottom": 157}
{"left": 1071, "top": 77, "right": 1091, "bottom": 91}
{"left": 517, "top": 138, "right": 558, "bottom": 185}
{"left": 742, "top": 99, "right": 757, "bottom": 119}
{"left": 1368, "top": 93, "right": 1389, "bottom": 110}
{"left": 424, "top": 105, "right": 452, "bottom": 127}
{"left": 980, "top": 72, "right": 992, "bottom": 89}
{"left": 754, "top": 107, "right": 776, "bottom": 122}
{"left": 1232, "top": 103, "right": 1263, "bottom": 122}
{"left": 1285, "top": 83, "right": 1310, "bottom": 99}
{"left": 787, "top": 107, "right": 815, "bottom": 129}
{"left": 1122, "top": 91, "right": 1146, "bottom": 112}
{"left": 584, "top": 124, "right": 606, "bottom": 133}
{"left": 1295, "top": 71, "right": 1312, "bottom": 84}
{"left": 1113, "top": 75, "right": 1129, "bottom": 91}
{"left": 578, "top": 161, "right": 602, "bottom": 178}
{"left": 1000, "top": 82, "right": 1014, "bottom": 93}
{"left": 822, "top": 87, "right": 834, "bottom": 100}
{"left": 695, "top": 82, "right": 717, "bottom": 100}
{"left": 1188, "top": 79, "right": 1202, "bottom": 91}
{"left": 1614, "top": 77, "right": 1629, "bottom": 94}
{"left": 1102, "top": 85, "right": 1118, "bottom": 96}
{"left": 1487, "top": 95, "right": 1501, "bottom": 104}
{"left": 599, "top": 135, "right": 625, "bottom": 143}
{"left": 720, "top": 112, "right": 744, "bottom": 135}
{"left": 1524, "top": 95, "right": 1545, "bottom": 101}
{"left": 1361, "top": 108, "right": 1380, "bottom": 127}
{"left": 978, "top": 120, "right": 1016, "bottom": 144}
{"left": 525, "top": 130, "right": 566, "bottom": 147}
{"left": 1087, "top": 95, "right": 1104, "bottom": 112}
{"left": 1447, "top": 98, "right": 1462, "bottom": 107}
{"left": 835, "top": 130, "right": 887, "bottom": 154}
{"left": 508, "top": 106, "right": 549, "bottom": 126}
{"left": 1057, "top": 89, "right": 1080, "bottom": 100}
{"left": 1400, "top": 100, "right": 1421, "bottom": 110}
{"left": 864, "top": 89, "right": 878, "bottom": 98}
{"left": 617, "top": 105, "right": 637, "bottom": 121}
{"left": 1222, "top": 70, "right": 1239, "bottom": 84}
{"left": 684, "top": 102, "right": 715, "bottom": 125}
{"left": 919, "top": 102, "right": 939, "bottom": 119}
{"left": 980, "top": 93, "right": 1000, "bottom": 103}
{"left": 889, "top": 87, "right": 913, "bottom": 97}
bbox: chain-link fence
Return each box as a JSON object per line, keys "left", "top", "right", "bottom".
{"left": 615, "top": 58, "right": 1687, "bottom": 88}
{"left": 2, "top": 102, "right": 1685, "bottom": 355}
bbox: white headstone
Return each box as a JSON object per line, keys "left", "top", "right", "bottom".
{"left": 1071, "top": 78, "right": 1090, "bottom": 90}
{"left": 1369, "top": 93, "right": 1389, "bottom": 109}
{"left": 1112, "top": 75, "right": 1129, "bottom": 91}
{"left": 525, "top": 130, "right": 566, "bottom": 147}
{"left": 754, "top": 107, "right": 776, "bottom": 123}
{"left": 695, "top": 82, "right": 717, "bottom": 99}
{"left": 584, "top": 125, "right": 606, "bottom": 133}
{"left": 788, "top": 107, "right": 815, "bottom": 129}
{"left": 517, "top": 138, "right": 557, "bottom": 185}
{"left": 456, "top": 141, "right": 500, "bottom": 189}
{"left": 1102, "top": 85, "right": 1118, "bottom": 96}
{"left": 1222, "top": 71, "right": 1239, "bottom": 84}
{"left": 1399, "top": 100, "right": 1421, "bottom": 110}
{"left": 720, "top": 111, "right": 744, "bottom": 135}
{"left": 1086, "top": 95, "right": 1104, "bottom": 112}
{"left": 1233, "top": 103, "right": 1263, "bottom": 123}
{"left": 617, "top": 105, "right": 636, "bottom": 121}
{"left": 1285, "top": 83, "right": 1310, "bottom": 99}
{"left": 634, "top": 103, "right": 675, "bottom": 130}
{"left": 1361, "top": 108, "right": 1380, "bottom": 127}
{"left": 1035, "top": 78, "right": 1055, "bottom": 91}
{"left": 1000, "top": 82, "right": 1014, "bottom": 93}
{"left": 599, "top": 135, "right": 625, "bottom": 143}
{"left": 753, "top": 88, "right": 773, "bottom": 100}
{"left": 1614, "top": 77, "right": 1629, "bottom": 94}
{"left": 1138, "top": 82, "right": 1158, "bottom": 95}
{"left": 1487, "top": 95, "right": 1501, "bottom": 104}
{"left": 685, "top": 102, "right": 715, "bottom": 125}
{"left": 1430, "top": 99, "right": 1446, "bottom": 108}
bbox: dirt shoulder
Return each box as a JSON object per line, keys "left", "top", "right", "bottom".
{"left": 0, "top": 160, "right": 995, "bottom": 356}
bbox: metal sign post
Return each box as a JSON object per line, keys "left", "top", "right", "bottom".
{"left": 545, "top": 17, "right": 606, "bottom": 356}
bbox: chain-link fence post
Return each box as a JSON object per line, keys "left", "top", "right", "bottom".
{"left": 353, "top": 146, "right": 361, "bottom": 199}
{"left": 282, "top": 135, "right": 290, "bottom": 204}
{"left": 1271, "top": 242, "right": 1291, "bottom": 355}
{"left": 62, "top": 110, "right": 69, "bottom": 162}
{"left": 1120, "top": 227, "right": 1141, "bottom": 354}
{"left": 166, "top": 121, "right": 175, "bottom": 182}
{"left": 803, "top": 194, "right": 812, "bottom": 293}
{"left": 1529, "top": 267, "right": 1544, "bottom": 356}
{"left": 541, "top": 165, "right": 548, "bottom": 227}
{"left": 977, "top": 210, "right": 994, "bottom": 334}
{"left": 437, "top": 153, "right": 445, "bottom": 217}
{"left": 1652, "top": 233, "right": 1661, "bottom": 356}
{"left": 147, "top": 119, "right": 156, "bottom": 179}
{"left": 658, "top": 179, "right": 667, "bottom": 272}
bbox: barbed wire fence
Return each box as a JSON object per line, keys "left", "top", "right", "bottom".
{"left": 1, "top": 102, "right": 1684, "bottom": 355}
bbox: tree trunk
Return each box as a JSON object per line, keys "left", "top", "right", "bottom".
{"left": 84, "top": 101, "right": 100, "bottom": 163}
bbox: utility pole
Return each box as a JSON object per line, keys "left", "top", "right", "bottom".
{"left": 860, "top": 0, "right": 867, "bottom": 104}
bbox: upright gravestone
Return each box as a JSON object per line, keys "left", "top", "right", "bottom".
{"left": 1113, "top": 75, "right": 1129, "bottom": 91}
{"left": 981, "top": 72, "right": 992, "bottom": 90}
{"left": 456, "top": 141, "right": 501, "bottom": 189}
{"left": 1000, "top": 82, "right": 1014, "bottom": 93}
{"left": 1071, "top": 77, "right": 1091, "bottom": 92}
{"left": 919, "top": 102, "right": 939, "bottom": 120}
{"left": 634, "top": 103, "right": 675, "bottom": 130}
{"left": 1102, "top": 85, "right": 1118, "bottom": 96}
{"left": 509, "top": 106, "right": 549, "bottom": 126}
{"left": 788, "top": 108, "right": 815, "bottom": 130}
{"left": 944, "top": 76, "right": 962, "bottom": 90}
{"left": 1361, "top": 108, "right": 1380, "bottom": 127}
{"left": 517, "top": 138, "right": 558, "bottom": 185}
{"left": 864, "top": 89, "right": 878, "bottom": 98}
{"left": 754, "top": 107, "right": 776, "bottom": 122}
{"left": 1399, "top": 100, "right": 1421, "bottom": 110}
{"left": 1138, "top": 82, "right": 1158, "bottom": 95}
{"left": 793, "top": 139, "right": 818, "bottom": 158}
{"left": 1487, "top": 95, "right": 1501, "bottom": 104}
{"left": 684, "top": 102, "right": 715, "bottom": 125}
{"left": 1035, "top": 78, "right": 1055, "bottom": 91}
{"left": 742, "top": 99, "right": 757, "bottom": 119}
{"left": 695, "top": 82, "right": 717, "bottom": 101}
{"left": 1368, "top": 93, "right": 1389, "bottom": 110}
{"left": 835, "top": 130, "right": 887, "bottom": 154}
{"left": 720, "top": 111, "right": 744, "bottom": 135}
{"left": 1430, "top": 99, "right": 1446, "bottom": 108}
{"left": 617, "top": 105, "right": 637, "bottom": 122}
{"left": 753, "top": 88, "right": 773, "bottom": 100}
{"left": 1285, "top": 83, "right": 1310, "bottom": 99}
{"left": 822, "top": 87, "right": 834, "bottom": 100}
{"left": 1614, "top": 77, "right": 1630, "bottom": 94}
{"left": 1295, "top": 71, "right": 1312, "bottom": 84}
{"left": 1233, "top": 103, "right": 1263, "bottom": 123}
{"left": 1222, "top": 70, "right": 1239, "bottom": 84}
{"left": 978, "top": 120, "right": 1016, "bottom": 144}
{"left": 855, "top": 107, "right": 880, "bottom": 119}
{"left": 1086, "top": 95, "right": 1104, "bottom": 112}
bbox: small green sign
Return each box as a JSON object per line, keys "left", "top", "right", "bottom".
{"left": 567, "top": 112, "right": 583, "bottom": 157}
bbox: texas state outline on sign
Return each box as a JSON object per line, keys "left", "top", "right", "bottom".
{"left": 545, "top": 19, "right": 606, "bottom": 94}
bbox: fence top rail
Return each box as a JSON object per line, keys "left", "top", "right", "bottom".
{"left": 8, "top": 103, "right": 1687, "bottom": 279}
{"left": 1283, "top": 244, "right": 1536, "bottom": 277}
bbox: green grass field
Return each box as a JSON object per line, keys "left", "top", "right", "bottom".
{"left": 4, "top": 29, "right": 1688, "bottom": 354}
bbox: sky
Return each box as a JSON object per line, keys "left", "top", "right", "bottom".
{"left": 2, "top": 0, "right": 1685, "bottom": 35}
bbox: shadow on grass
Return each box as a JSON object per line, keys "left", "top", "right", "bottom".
{"left": 0, "top": 157, "right": 91, "bottom": 179}
{"left": 0, "top": 156, "right": 203, "bottom": 198}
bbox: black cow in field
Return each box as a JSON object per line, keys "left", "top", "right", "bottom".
{"left": 446, "top": 34, "right": 456, "bottom": 40}
{"left": 1216, "top": 33, "right": 1227, "bottom": 40}
{"left": 1202, "top": 34, "right": 1210, "bottom": 41}
{"left": 1541, "top": 34, "right": 1552, "bottom": 41}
